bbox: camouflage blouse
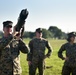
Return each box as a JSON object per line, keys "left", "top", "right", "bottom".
{"left": 58, "top": 43, "right": 76, "bottom": 67}
{"left": 0, "top": 34, "right": 29, "bottom": 75}
{"left": 27, "top": 38, "right": 53, "bottom": 62}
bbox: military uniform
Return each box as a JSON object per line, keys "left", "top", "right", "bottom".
{"left": 27, "top": 38, "right": 52, "bottom": 75}
{"left": 0, "top": 34, "right": 29, "bottom": 75}
{"left": 58, "top": 43, "right": 76, "bottom": 75}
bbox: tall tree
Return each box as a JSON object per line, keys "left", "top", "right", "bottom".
{"left": 42, "top": 28, "right": 53, "bottom": 38}
{"left": 48, "top": 26, "right": 62, "bottom": 39}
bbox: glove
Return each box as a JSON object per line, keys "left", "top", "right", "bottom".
{"left": 16, "top": 9, "right": 29, "bottom": 31}
{"left": 19, "top": 9, "right": 29, "bottom": 21}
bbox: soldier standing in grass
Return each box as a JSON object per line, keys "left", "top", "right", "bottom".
{"left": 58, "top": 32, "right": 76, "bottom": 75}
{"left": 27, "top": 28, "right": 53, "bottom": 75}
{"left": 0, "top": 20, "right": 29, "bottom": 75}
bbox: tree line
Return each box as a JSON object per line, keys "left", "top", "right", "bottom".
{"left": 23, "top": 26, "right": 67, "bottom": 39}
{"left": 0, "top": 26, "right": 67, "bottom": 39}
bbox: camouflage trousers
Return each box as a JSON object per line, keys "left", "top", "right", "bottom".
{"left": 62, "top": 65, "right": 76, "bottom": 75}
{"left": 0, "top": 71, "right": 13, "bottom": 75}
{"left": 14, "top": 74, "right": 21, "bottom": 75}
{"left": 0, "top": 71, "right": 21, "bottom": 75}
{"left": 29, "top": 60, "right": 44, "bottom": 75}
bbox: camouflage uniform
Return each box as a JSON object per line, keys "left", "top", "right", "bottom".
{"left": 58, "top": 43, "right": 76, "bottom": 75}
{"left": 0, "top": 34, "right": 29, "bottom": 75}
{"left": 27, "top": 38, "right": 52, "bottom": 75}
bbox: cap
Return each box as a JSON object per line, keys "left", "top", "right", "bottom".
{"left": 67, "top": 32, "right": 76, "bottom": 37}
{"left": 3, "top": 20, "right": 13, "bottom": 28}
{"left": 36, "top": 28, "right": 42, "bottom": 33}
{"left": 67, "top": 32, "right": 76, "bottom": 42}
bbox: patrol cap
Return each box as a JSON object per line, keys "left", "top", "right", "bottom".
{"left": 67, "top": 32, "right": 76, "bottom": 42}
{"left": 36, "top": 28, "right": 42, "bottom": 33}
{"left": 3, "top": 20, "right": 13, "bottom": 28}
{"left": 67, "top": 32, "right": 76, "bottom": 37}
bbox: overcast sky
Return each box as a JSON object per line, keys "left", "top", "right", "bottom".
{"left": 0, "top": 0, "right": 76, "bottom": 33}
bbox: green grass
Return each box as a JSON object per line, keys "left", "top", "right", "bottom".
{"left": 20, "top": 38, "right": 67, "bottom": 75}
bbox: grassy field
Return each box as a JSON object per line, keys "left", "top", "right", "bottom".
{"left": 20, "top": 38, "right": 66, "bottom": 75}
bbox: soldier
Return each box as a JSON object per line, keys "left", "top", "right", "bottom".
{"left": 58, "top": 32, "right": 76, "bottom": 75}
{"left": 27, "top": 28, "right": 53, "bottom": 75}
{"left": 0, "top": 21, "right": 29, "bottom": 75}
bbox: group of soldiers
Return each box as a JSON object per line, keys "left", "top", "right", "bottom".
{"left": 0, "top": 20, "right": 52, "bottom": 75}
{"left": 0, "top": 9, "right": 76, "bottom": 75}
{"left": 0, "top": 9, "right": 52, "bottom": 75}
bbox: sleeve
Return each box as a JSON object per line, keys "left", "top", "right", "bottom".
{"left": 18, "top": 39, "right": 29, "bottom": 53}
{"left": 45, "top": 40, "right": 53, "bottom": 57}
{"left": 58, "top": 44, "right": 65, "bottom": 60}
{"left": 0, "top": 34, "right": 13, "bottom": 50}
{"left": 27, "top": 40, "right": 33, "bottom": 61}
